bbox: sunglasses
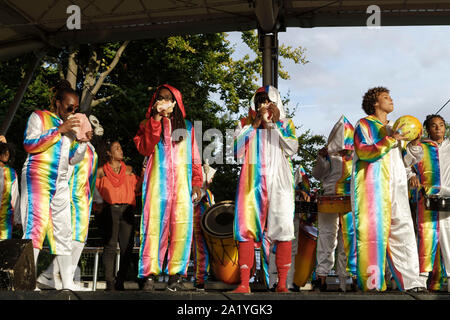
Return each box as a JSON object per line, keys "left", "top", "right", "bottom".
{"left": 66, "top": 105, "right": 79, "bottom": 113}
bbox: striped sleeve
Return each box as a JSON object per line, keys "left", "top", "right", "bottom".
{"left": 274, "top": 119, "right": 298, "bottom": 157}
{"left": 354, "top": 119, "right": 397, "bottom": 163}
{"left": 23, "top": 112, "right": 61, "bottom": 154}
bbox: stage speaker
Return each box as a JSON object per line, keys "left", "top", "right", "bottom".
{"left": 0, "top": 239, "right": 35, "bottom": 291}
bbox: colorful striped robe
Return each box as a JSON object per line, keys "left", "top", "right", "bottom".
{"left": 352, "top": 115, "right": 422, "bottom": 291}
{"left": 69, "top": 142, "right": 98, "bottom": 243}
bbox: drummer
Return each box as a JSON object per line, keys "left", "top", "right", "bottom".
{"left": 231, "top": 85, "right": 298, "bottom": 293}
{"left": 312, "top": 115, "right": 358, "bottom": 292}
{"left": 408, "top": 114, "right": 450, "bottom": 291}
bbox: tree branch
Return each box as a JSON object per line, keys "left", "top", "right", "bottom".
{"left": 91, "top": 40, "right": 130, "bottom": 96}
{"left": 91, "top": 95, "right": 115, "bottom": 107}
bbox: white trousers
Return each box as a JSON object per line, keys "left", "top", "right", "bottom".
{"left": 269, "top": 215, "right": 300, "bottom": 289}
{"left": 316, "top": 212, "right": 348, "bottom": 278}
{"left": 387, "top": 178, "right": 423, "bottom": 290}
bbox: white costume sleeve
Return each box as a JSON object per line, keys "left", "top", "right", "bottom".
{"left": 403, "top": 143, "right": 424, "bottom": 167}
{"left": 69, "top": 142, "right": 88, "bottom": 165}
{"left": 312, "top": 155, "right": 331, "bottom": 182}
{"left": 405, "top": 166, "right": 418, "bottom": 181}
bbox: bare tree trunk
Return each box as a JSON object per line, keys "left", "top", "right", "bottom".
{"left": 66, "top": 46, "right": 78, "bottom": 89}
{"left": 80, "top": 40, "right": 130, "bottom": 114}
{"left": 80, "top": 45, "right": 99, "bottom": 113}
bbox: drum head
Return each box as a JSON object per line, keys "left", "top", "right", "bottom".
{"left": 201, "top": 201, "right": 235, "bottom": 238}
{"left": 299, "top": 223, "right": 318, "bottom": 239}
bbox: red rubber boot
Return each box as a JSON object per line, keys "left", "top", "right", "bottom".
{"left": 275, "top": 241, "right": 292, "bottom": 293}
{"left": 229, "top": 240, "right": 254, "bottom": 293}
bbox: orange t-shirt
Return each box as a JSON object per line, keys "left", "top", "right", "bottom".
{"left": 96, "top": 164, "right": 139, "bottom": 206}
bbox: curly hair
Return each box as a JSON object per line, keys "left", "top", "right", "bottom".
{"left": 361, "top": 87, "right": 390, "bottom": 115}
{"left": 423, "top": 114, "right": 446, "bottom": 135}
{"left": 0, "top": 142, "right": 14, "bottom": 165}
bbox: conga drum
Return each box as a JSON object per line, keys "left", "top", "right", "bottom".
{"left": 293, "top": 222, "right": 318, "bottom": 288}
{"left": 317, "top": 195, "right": 351, "bottom": 214}
{"left": 201, "top": 201, "right": 241, "bottom": 284}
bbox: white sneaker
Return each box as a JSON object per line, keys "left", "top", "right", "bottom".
{"left": 37, "top": 273, "right": 63, "bottom": 290}
{"left": 63, "top": 283, "right": 91, "bottom": 291}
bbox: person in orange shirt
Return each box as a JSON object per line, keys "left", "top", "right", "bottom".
{"left": 95, "top": 140, "right": 142, "bottom": 291}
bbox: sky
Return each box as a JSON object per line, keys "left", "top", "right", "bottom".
{"left": 225, "top": 26, "right": 450, "bottom": 138}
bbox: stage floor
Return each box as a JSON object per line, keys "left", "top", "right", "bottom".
{"left": 2, "top": 280, "right": 450, "bottom": 301}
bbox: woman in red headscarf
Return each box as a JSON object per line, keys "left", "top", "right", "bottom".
{"left": 134, "top": 84, "right": 203, "bottom": 292}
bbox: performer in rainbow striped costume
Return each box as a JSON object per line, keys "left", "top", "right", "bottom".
{"left": 351, "top": 87, "right": 425, "bottom": 292}
{"left": 0, "top": 137, "right": 20, "bottom": 239}
{"left": 409, "top": 114, "right": 450, "bottom": 291}
{"left": 20, "top": 81, "right": 89, "bottom": 291}
{"left": 232, "top": 85, "right": 298, "bottom": 293}
{"left": 134, "top": 84, "right": 203, "bottom": 291}
{"left": 312, "top": 115, "right": 357, "bottom": 292}
{"left": 192, "top": 161, "right": 216, "bottom": 290}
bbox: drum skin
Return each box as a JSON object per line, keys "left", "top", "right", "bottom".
{"left": 317, "top": 195, "right": 351, "bottom": 214}
{"left": 201, "top": 201, "right": 254, "bottom": 284}
{"left": 293, "top": 223, "right": 318, "bottom": 288}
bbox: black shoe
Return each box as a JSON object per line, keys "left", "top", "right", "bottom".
{"left": 312, "top": 278, "right": 328, "bottom": 292}
{"left": 350, "top": 279, "right": 360, "bottom": 292}
{"left": 167, "top": 275, "right": 190, "bottom": 292}
{"left": 105, "top": 280, "right": 116, "bottom": 291}
{"left": 142, "top": 276, "right": 156, "bottom": 292}
{"left": 270, "top": 283, "right": 277, "bottom": 292}
{"left": 290, "top": 284, "right": 300, "bottom": 292}
{"left": 114, "top": 279, "right": 125, "bottom": 291}
{"left": 319, "top": 280, "right": 327, "bottom": 292}
{"left": 194, "top": 282, "right": 205, "bottom": 291}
